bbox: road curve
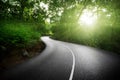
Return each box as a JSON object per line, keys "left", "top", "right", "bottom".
{"left": 1, "top": 36, "right": 120, "bottom": 80}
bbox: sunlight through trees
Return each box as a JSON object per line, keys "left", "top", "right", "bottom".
{"left": 1, "top": 0, "right": 120, "bottom": 54}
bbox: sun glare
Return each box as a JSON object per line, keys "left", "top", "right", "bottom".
{"left": 40, "top": 2, "right": 49, "bottom": 11}
{"left": 79, "top": 9, "right": 97, "bottom": 26}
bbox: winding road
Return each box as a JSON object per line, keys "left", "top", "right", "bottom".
{"left": 1, "top": 36, "right": 120, "bottom": 80}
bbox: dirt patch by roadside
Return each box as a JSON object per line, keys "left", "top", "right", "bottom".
{"left": 0, "top": 41, "right": 45, "bottom": 73}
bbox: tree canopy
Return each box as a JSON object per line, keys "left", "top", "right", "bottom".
{"left": 1, "top": 0, "right": 120, "bottom": 54}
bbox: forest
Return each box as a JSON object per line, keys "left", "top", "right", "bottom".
{"left": 0, "top": 0, "right": 120, "bottom": 66}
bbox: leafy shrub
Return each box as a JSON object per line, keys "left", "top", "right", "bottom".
{"left": 0, "top": 21, "right": 41, "bottom": 48}
{"left": 52, "top": 23, "right": 120, "bottom": 54}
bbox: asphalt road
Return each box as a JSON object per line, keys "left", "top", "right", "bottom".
{"left": 1, "top": 36, "right": 120, "bottom": 80}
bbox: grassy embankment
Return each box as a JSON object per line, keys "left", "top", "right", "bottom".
{"left": 0, "top": 20, "right": 45, "bottom": 70}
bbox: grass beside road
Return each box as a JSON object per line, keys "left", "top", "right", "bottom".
{"left": 0, "top": 20, "right": 46, "bottom": 73}
{"left": 52, "top": 23, "right": 120, "bottom": 54}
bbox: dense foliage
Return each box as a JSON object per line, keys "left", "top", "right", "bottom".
{"left": 0, "top": 0, "right": 51, "bottom": 54}
{"left": 51, "top": 0, "right": 120, "bottom": 54}
{"left": 0, "top": 20, "right": 41, "bottom": 48}
{"left": 0, "top": 0, "right": 120, "bottom": 54}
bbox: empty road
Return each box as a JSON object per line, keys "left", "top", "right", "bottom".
{"left": 1, "top": 36, "right": 120, "bottom": 80}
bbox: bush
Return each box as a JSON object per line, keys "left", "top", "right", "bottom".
{"left": 0, "top": 20, "right": 41, "bottom": 49}
{"left": 52, "top": 23, "right": 120, "bottom": 54}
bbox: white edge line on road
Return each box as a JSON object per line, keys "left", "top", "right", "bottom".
{"left": 62, "top": 45, "right": 75, "bottom": 80}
